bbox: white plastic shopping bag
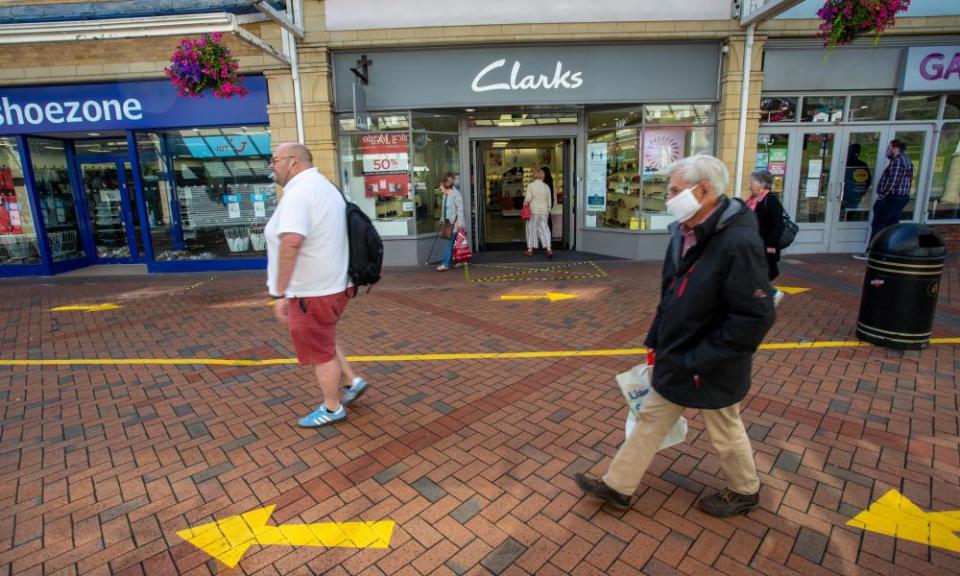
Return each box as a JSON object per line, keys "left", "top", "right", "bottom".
{"left": 616, "top": 353, "right": 688, "bottom": 450}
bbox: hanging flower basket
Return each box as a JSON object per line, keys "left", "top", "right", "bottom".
{"left": 165, "top": 33, "right": 248, "bottom": 99}
{"left": 817, "top": 0, "right": 911, "bottom": 51}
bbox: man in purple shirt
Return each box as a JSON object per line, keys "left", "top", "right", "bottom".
{"left": 855, "top": 139, "right": 912, "bottom": 260}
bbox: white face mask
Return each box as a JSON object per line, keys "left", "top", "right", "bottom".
{"left": 666, "top": 184, "right": 702, "bottom": 223}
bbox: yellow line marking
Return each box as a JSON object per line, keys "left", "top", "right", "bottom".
{"left": 500, "top": 292, "right": 578, "bottom": 302}
{"left": 2, "top": 338, "right": 960, "bottom": 366}
{"left": 773, "top": 285, "right": 811, "bottom": 295}
{"left": 177, "top": 505, "right": 394, "bottom": 569}
{"left": 847, "top": 489, "right": 960, "bottom": 553}
{"left": 50, "top": 303, "right": 122, "bottom": 312}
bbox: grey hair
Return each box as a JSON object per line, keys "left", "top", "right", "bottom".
{"left": 750, "top": 169, "right": 774, "bottom": 191}
{"left": 665, "top": 154, "right": 728, "bottom": 197}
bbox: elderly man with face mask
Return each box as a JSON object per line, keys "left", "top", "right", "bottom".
{"left": 576, "top": 154, "right": 776, "bottom": 518}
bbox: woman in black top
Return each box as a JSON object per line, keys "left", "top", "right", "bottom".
{"left": 747, "top": 170, "right": 785, "bottom": 281}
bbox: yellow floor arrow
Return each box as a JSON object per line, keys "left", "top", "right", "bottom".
{"left": 499, "top": 292, "right": 577, "bottom": 302}
{"left": 773, "top": 286, "right": 810, "bottom": 295}
{"left": 847, "top": 489, "right": 960, "bottom": 552}
{"left": 50, "top": 303, "right": 122, "bottom": 312}
{"left": 177, "top": 505, "right": 395, "bottom": 569}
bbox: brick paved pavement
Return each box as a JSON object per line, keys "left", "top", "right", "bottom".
{"left": 0, "top": 255, "right": 959, "bottom": 575}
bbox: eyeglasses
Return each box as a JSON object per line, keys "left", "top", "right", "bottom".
{"left": 269, "top": 156, "right": 295, "bottom": 165}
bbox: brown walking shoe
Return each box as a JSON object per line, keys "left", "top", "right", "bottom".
{"left": 697, "top": 488, "right": 760, "bottom": 517}
{"left": 574, "top": 473, "right": 631, "bottom": 510}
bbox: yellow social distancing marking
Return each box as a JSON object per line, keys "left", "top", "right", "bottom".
{"left": 847, "top": 489, "right": 960, "bottom": 553}
{"left": 774, "top": 285, "right": 811, "bottom": 295}
{"left": 50, "top": 303, "right": 122, "bottom": 312}
{"left": 2, "top": 338, "right": 960, "bottom": 367}
{"left": 177, "top": 505, "right": 395, "bottom": 569}
{"left": 499, "top": 292, "right": 577, "bottom": 302}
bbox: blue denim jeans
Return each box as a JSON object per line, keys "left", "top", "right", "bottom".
{"left": 441, "top": 229, "right": 457, "bottom": 267}
{"left": 870, "top": 194, "right": 910, "bottom": 244}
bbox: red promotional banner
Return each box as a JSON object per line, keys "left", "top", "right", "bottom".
{"left": 361, "top": 133, "right": 410, "bottom": 198}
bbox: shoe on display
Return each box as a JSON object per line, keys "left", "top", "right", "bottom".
{"left": 697, "top": 488, "right": 760, "bottom": 517}
{"left": 297, "top": 404, "right": 346, "bottom": 428}
{"left": 574, "top": 473, "right": 631, "bottom": 511}
{"left": 342, "top": 378, "right": 368, "bottom": 405}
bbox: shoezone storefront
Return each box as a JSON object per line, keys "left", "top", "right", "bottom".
{"left": 0, "top": 76, "right": 272, "bottom": 277}
{"left": 330, "top": 43, "right": 721, "bottom": 264}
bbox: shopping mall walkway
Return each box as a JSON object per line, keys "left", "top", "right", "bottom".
{"left": 0, "top": 255, "right": 958, "bottom": 575}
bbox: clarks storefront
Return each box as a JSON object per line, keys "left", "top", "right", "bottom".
{"left": 330, "top": 43, "right": 722, "bottom": 264}
{"left": 0, "top": 76, "right": 272, "bottom": 277}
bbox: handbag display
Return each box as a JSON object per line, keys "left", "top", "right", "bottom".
{"left": 440, "top": 222, "right": 453, "bottom": 240}
{"left": 453, "top": 230, "right": 472, "bottom": 263}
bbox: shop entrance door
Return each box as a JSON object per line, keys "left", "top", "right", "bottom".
{"left": 472, "top": 138, "right": 573, "bottom": 252}
{"left": 759, "top": 124, "right": 933, "bottom": 254}
{"left": 77, "top": 159, "right": 142, "bottom": 262}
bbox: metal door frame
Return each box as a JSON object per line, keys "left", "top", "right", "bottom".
{"left": 469, "top": 135, "right": 576, "bottom": 252}
{"left": 75, "top": 155, "right": 140, "bottom": 263}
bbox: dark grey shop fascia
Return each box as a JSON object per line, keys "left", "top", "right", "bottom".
{"left": 331, "top": 43, "right": 722, "bottom": 110}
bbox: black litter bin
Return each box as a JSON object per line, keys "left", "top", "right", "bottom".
{"left": 856, "top": 223, "right": 947, "bottom": 349}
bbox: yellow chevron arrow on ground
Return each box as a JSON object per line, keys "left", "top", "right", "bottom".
{"left": 500, "top": 292, "right": 577, "bottom": 302}
{"left": 50, "top": 303, "right": 122, "bottom": 312}
{"left": 847, "top": 489, "right": 960, "bottom": 552}
{"left": 773, "top": 286, "right": 810, "bottom": 295}
{"left": 177, "top": 505, "right": 395, "bottom": 568}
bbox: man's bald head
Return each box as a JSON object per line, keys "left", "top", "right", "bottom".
{"left": 275, "top": 142, "right": 313, "bottom": 165}
{"left": 272, "top": 142, "right": 313, "bottom": 186}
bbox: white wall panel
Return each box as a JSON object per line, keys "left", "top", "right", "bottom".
{"left": 324, "top": 0, "right": 733, "bottom": 31}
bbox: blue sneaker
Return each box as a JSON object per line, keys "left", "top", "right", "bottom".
{"left": 342, "top": 378, "right": 368, "bottom": 405}
{"left": 298, "top": 404, "right": 346, "bottom": 428}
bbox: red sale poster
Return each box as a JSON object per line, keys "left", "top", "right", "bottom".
{"left": 361, "top": 133, "right": 410, "bottom": 197}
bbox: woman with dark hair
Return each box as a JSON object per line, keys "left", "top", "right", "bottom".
{"left": 747, "top": 170, "right": 785, "bottom": 304}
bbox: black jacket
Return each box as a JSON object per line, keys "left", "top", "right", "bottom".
{"left": 755, "top": 193, "right": 785, "bottom": 257}
{"left": 644, "top": 197, "right": 776, "bottom": 409}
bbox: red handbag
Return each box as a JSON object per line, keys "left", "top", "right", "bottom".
{"left": 453, "top": 230, "right": 472, "bottom": 263}
{"left": 520, "top": 204, "right": 531, "bottom": 221}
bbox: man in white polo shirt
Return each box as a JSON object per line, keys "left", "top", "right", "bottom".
{"left": 266, "top": 142, "right": 368, "bottom": 427}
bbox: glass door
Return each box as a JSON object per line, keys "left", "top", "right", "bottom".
{"left": 889, "top": 125, "right": 933, "bottom": 222}
{"left": 829, "top": 128, "right": 883, "bottom": 252}
{"left": 789, "top": 128, "right": 841, "bottom": 253}
{"left": 78, "top": 161, "right": 139, "bottom": 262}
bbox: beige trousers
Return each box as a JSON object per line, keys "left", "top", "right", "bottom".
{"left": 526, "top": 213, "right": 551, "bottom": 251}
{"left": 603, "top": 388, "right": 760, "bottom": 496}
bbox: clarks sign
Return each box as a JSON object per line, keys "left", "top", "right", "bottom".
{"left": 901, "top": 46, "right": 960, "bottom": 93}
{"left": 332, "top": 44, "right": 720, "bottom": 110}
{"left": 471, "top": 59, "right": 584, "bottom": 92}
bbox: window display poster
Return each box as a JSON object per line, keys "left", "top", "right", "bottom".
{"left": 224, "top": 194, "right": 241, "bottom": 218}
{"left": 643, "top": 128, "right": 685, "bottom": 173}
{"left": 251, "top": 193, "right": 268, "bottom": 218}
{"left": 805, "top": 178, "right": 821, "bottom": 198}
{"left": 755, "top": 152, "right": 769, "bottom": 171}
{"left": 361, "top": 132, "right": 410, "bottom": 197}
{"left": 769, "top": 148, "right": 788, "bottom": 163}
{"left": 769, "top": 161, "right": 787, "bottom": 176}
{"left": 807, "top": 159, "right": 823, "bottom": 179}
{"left": 587, "top": 142, "right": 608, "bottom": 212}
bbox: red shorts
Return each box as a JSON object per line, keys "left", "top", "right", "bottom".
{"left": 287, "top": 291, "right": 349, "bottom": 365}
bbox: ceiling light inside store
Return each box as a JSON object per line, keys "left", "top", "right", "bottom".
{"left": 43, "top": 146, "right": 64, "bottom": 150}
{"left": 492, "top": 141, "right": 509, "bottom": 148}
{"left": 87, "top": 132, "right": 100, "bottom": 136}
{"left": 497, "top": 121, "right": 522, "bottom": 127}
{"left": 465, "top": 108, "right": 475, "bottom": 112}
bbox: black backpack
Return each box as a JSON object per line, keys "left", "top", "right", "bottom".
{"left": 777, "top": 205, "right": 799, "bottom": 250}
{"left": 338, "top": 190, "right": 384, "bottom": 295}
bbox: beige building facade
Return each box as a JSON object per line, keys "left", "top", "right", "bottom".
{"left": 0, "top": 0, "right": 958, "bottom": 273}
